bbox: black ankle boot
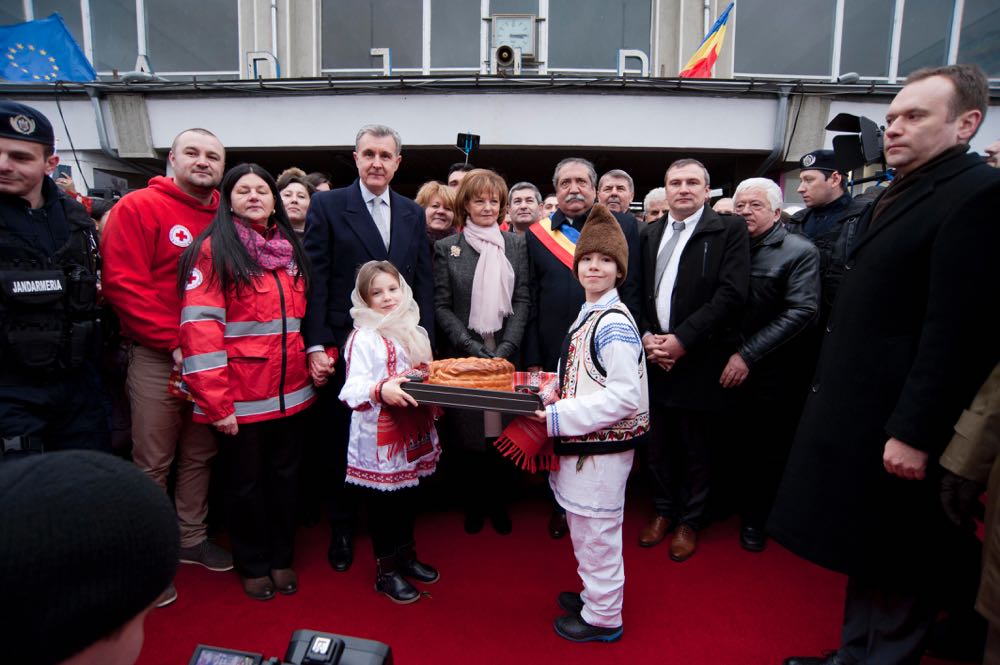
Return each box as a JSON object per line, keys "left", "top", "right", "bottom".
{"left": 396, "top": 541, "right": 439, "bottom": 584}
{"left": 375, "top": 555, "right": 420, "bottom": 604}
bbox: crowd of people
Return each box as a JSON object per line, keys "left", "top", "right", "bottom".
{"left": 1, "top": 61, "right": 1000, "bottom": 665}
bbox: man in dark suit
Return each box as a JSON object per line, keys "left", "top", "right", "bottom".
{"left": 302, "top": 124, "right": 433, "bottom": 572}
{"left": 774, "top": 64, "right": 1000, "bottom": 665}
{"left": 638, "top": 158, "right": 749, "bottom": 562}
{"left": 523, "top": 157, "right": 642, "bottom": 539}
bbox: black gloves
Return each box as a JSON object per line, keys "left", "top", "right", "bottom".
{"left": 494, "top": 341, "right": 517, "bottom": 359}
{"left": 460, "top": 337, "right": 495, "bottom": 359}
{"left": 940, "top": 471, "right": 985, "bottom": 531}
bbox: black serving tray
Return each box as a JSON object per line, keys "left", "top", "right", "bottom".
{"left": 401, "top": 381, "right": 542, "bottom": 415}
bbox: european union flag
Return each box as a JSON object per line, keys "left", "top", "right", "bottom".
{"left": 0, "top": 13, "right": 96, "bottom": 83}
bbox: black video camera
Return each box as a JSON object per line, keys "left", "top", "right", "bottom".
{"left": 188, "top": 630, "right": 392, "bottom": 665}
{"left": 826, "top": 113, "right": 885, "bottom": 173}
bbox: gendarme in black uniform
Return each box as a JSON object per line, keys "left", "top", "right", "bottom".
{"left": 785, "top": 150, "right": 872, "bottom": 327}
{"left": 0, "top": 101, "right": 106, "bottom": 461}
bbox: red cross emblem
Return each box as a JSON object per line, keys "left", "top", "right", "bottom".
{"left": 169, "top": 224, "right": 193, "bottom": 247}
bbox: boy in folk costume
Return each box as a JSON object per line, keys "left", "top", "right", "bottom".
{"left": 535, "top": 204, "right": 650, "bottom": 642}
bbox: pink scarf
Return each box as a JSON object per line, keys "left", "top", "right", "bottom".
{"left": 463, "top": 220, "right": 514, "bottom": 335}
{"left": 235, "top": 220, "right": 294, "bottom": 271}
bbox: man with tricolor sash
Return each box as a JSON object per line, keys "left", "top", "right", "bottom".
{"left": 523, "top": 158, "right": 642, "bottom": 373}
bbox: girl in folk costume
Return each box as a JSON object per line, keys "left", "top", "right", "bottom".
{"left": 339, "top": 260, "right": 441, "bottom": 604}
{"left": 534, "top": 204, "right": 650, "bottom": 642}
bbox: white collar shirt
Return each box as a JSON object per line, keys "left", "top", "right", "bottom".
{"left": 654, "top": 206, "right": 704, "bottom": 332}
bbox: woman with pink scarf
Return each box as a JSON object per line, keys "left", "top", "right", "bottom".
{"left": 178, "top": 164, "right": 315, "bottom": 601}
{"left": 433, "top": 169, "right": 530, "bottom": 534}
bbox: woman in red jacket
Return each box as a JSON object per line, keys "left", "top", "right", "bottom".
{"left": 178, "top": 163, "right": 315, "bottom": 601}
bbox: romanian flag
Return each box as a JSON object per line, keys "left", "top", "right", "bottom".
{"left": 679, "top": 2, "right": 734, "bottom": 78}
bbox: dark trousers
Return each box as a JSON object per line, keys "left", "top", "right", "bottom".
{"left": 647, "top": 406, "right": 711, "bottom": 529}
{"left": 355, "top": 485, "right": 418, "bottom": 559}
{"left": 454, "top": 443, "right": 515, "bottom": 518}
{"left": 0, "top": 365, "right": 110, "bottom": 463}
{"left": 837, "top": 575, "right": 937, "bottom": 665}
{"left": 219, "top": 413, "right": 303, "bottom": 578}
{"left": 731, "top": 383, "right": 802, "bottom": 529}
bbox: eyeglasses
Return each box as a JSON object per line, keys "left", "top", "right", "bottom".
{"left": 734, "top": 201, "right": 770, "bottom": 212}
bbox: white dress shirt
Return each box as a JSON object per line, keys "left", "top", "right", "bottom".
{"left": 359, "top": 181, "right": 391, "bottom": 248}
{"left": 654, "top": 206, "right": 703, "bottom": 332}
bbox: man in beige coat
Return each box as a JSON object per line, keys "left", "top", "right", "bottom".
{"left": 940, "top": 362, "right": 1000, "bottom": 663}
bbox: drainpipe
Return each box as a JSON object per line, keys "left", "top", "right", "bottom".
{"left": 755, "top": 84, "right": 792, "bottom": 177}
{"left": 703, "top": 0, "right": 710, "bottom": 35}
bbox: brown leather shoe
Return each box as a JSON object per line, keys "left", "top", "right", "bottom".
{"left": 270, "top": 568, "right": 298, "bottom": 595}
{"left": 241, "top": 575, "right": 276, "bottom": 601}
{"left": 669, "top": 524, "right": 697, "bottom": 562}
{"left": 638, "top": 515, "right": 672, "bottom": 547}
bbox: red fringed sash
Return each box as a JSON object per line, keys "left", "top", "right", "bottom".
{"left": 377, "top": 404, "right": 439, "bottom": 463}
{"left": 493, "top": 371, "right": 561, "bottom": 472}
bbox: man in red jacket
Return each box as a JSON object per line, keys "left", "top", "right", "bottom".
{"left": 101, "top": 128, "right": 231, "bottom": 606}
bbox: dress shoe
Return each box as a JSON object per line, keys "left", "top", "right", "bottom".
{"left": 327, "top": 533, "right": 353, "bottom": 572}
{"left": 669, "top": 524, "right": 697, "bottom": 562}
{"left": 548, "top": 509, "right": 568, "bottom": 539}
{"left": 241, "top": 575, "right": 276, "bottom": 601}
{"left": 739, "top": 525, "right": 767, "bottom": 552}
{"left": 464, "top": 511, "right": 485, "bottom": 534}
{"left": 396, "top": 541, "right": 439, "bottom": 584}
{"left": 375, "top": 555, "right": 420, "bottom": 604}
{"left": 557, "top": 591, "right": 584, "bottom": 615}
{"left": 490, "top": 508, "right": 512, "bottom": 535}
{"left": 270, "top": 568, "right": 298, "bottom": 595}
{"left": 553, "top": 614, "right": 623, "bottom": 643}
{"left": 638, "top": 515, "right": 672, "bottom": 547}
{"left": 783, "top": 653, "right": 856, "bottom": 665}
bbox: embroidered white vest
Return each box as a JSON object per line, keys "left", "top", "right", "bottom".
{"left": 559, "top": 303, "right": 650, "bottom": 446}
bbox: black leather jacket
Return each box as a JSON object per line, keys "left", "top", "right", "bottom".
{"left": 737, "top": 223, "right": 820, "bottom": 369}
{"left": 786, "top": 192, "right": 870, "bottom": 324}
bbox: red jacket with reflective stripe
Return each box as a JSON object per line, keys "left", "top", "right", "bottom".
{"left": 179, "top": 237, "right": 315, "bottom": 424}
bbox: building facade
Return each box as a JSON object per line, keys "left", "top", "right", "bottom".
{"left": 3, "top": 0, "right": 998, "bottom": 202}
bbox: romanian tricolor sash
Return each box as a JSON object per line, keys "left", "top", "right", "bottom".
{"left": 528, "top": 218, "right": 580, "bottom": 270}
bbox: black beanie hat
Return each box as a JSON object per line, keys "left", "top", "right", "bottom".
{"left": 573, "top": 203, "right": 629, "bottom": 287}
{"left": 0, "top": 451, "right": 179, "bottom": 665}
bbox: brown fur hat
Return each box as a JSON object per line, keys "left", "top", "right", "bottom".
{"left": 573, "top": 203, "right": 628, "bottom": 287}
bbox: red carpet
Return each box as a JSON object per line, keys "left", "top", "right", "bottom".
{"left": 139, "top": 494, "right": 969, "bottom": 665}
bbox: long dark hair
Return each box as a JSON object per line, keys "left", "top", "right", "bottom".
{"left": 178, "top": 163, "right": 312, "bottom": 297}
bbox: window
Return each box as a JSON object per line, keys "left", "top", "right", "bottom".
{"left": 734, "top": 0, "right": 835, "bottom": 77}
{"left": 147, "top": 0, "right": 239, "bottom": 75}
{"left": 959, "top": 0, "right": 1000, "bottom": 77}
{"left": 840, "top": 0, "right": 893, "bottom": 78}
{"left": 897, "top": 0, "right": 954, "bottom": 77}
{"left": 322, "top": 0, "right": 422, "bottom": 72}
{"left": 90, "top": 0, "right": 137, "bottom": 74}
{"left": 548, "top": 0, "right": 651, "bottom": 70}
{"left": 34, "top": 0, "right": 83, "bottom": 47}
{"left": 1, "top": 5, "right": 24, "bottom": 25}
{"left": 431, "top": 0, "right": 479, "bottom": 69}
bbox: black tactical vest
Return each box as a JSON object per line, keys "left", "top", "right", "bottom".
{"left": 0, "top": 191, "right": 99, "bottom": 373}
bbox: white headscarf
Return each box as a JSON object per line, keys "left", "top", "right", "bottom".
{"left": 349, "top": 269, "right": 433, "bottom": 366}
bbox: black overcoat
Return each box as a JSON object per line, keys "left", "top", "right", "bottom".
{"left": 301, "top": 179, "right": 434, "bottom": 349}
{"left": 768, "top": 150, "right": 1000, "bottom": 580}
{"left": 522, "top": 207, "right": 641, "bottom": 371}
{"left": 639, "top": 205, "right": 749, "bottom": 410}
